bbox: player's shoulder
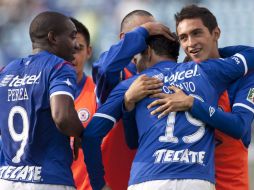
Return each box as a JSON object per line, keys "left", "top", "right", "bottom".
{"left": 36, "top": 51, "right": 65, "bottom": 67}
{"left": 36, "top": 51, "right": 75, "bottom": 74}
{"left": 2, "top": 57, "right": 24, "bottom": 72}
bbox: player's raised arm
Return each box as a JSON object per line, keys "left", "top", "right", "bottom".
{"left": 93, "top": 27, "right": 148, "bottom": 104}
{"left": 94, "top": 21, "right": 173, "bottom": 105}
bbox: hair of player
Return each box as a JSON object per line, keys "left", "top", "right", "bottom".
{"left": 120, "top": 10, "right": 153, "bottom": 32}
{"left": 29, "top": 11, "right": 69, "bottom": 43}
{"left": 70, "top": 17, "right": 90, "bottom": 46}
{"left": 175, "top": 4, "right": 218, "bottom": 33}
{"left": 146, "top": 34, "right": 180, "bottom": 61}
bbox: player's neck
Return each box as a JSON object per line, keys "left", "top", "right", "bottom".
{"left": 32, "top": 48, "right": 45, "bottom": 55}
{"left": 32, "top": 43, "right": 53, "bottom": 55}
{"left": 150, "top": 55, "right": 176, "bottom": 67}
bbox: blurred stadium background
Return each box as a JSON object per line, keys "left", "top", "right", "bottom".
{"left": 0, "top": 0, "right": 253, "bottom": 188}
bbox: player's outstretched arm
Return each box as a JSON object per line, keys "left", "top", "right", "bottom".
{"left": 147, "top": 85, "right": 252, "bottom": 139}
{"left": 50, "top": 94, "right": 83, "bottom": 137}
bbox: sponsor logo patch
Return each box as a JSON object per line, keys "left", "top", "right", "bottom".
{"left": 247, "top": 88, "right": 254, "bottom": 104}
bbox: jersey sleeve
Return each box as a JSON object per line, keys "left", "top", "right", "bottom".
{"left": 49, "top": 61, "right": 77, "bottom": 100}
{"left": 190, "top": 73, "right": 254, "bottom": 141}
{"left": 93, "top": 27, "right": 148, "bottom": 105}
{"left": 81, "top": 79, "right": 132, "bottom": 190}
{"left": 200, "top": 47, "right": 254, "bottom": 94}
{"left": 122, "top": 107, "right": 139, "bottom": 149}
{"left": 231, "top": 73, "right": 254, "bottom": 114}
{"left": 219, "top": 45, "right": 250, "bottom": 58}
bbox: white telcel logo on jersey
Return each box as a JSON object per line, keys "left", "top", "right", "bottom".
{"left": 0, "top": 72, "right": 41, "bottom": 87}
{"left": 164, "top": 64, "right": 199, "bottom": 83}
{"left": 0, "top": 72, "right": 41, "bottom": 102}
{"left": 0, "top": 166, "right": 42, "bottom": 182}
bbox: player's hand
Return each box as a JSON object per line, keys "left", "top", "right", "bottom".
{"left": 141, "top": 22, "right": 176, "bottom": 41}
{"left": 73, "top": 137, "right": 81, "bottom": 160}
{"left": 101, "top": 185, "right": 112, "bottom": 190}
{"left": 147, "top": 86, "right": 194, "bottom": 118}
{"left": 124, "top": 74, "right": 163, "bottom": 111}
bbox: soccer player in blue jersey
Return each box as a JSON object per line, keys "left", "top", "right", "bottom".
{"left": 81, "top": 22, "right": 254, "bottom": 190}
{"left": 91, "top": 10, "right": 172, "bottom": 190}
{"left": 0, "top": 12, "right": 85, "bottom": 190}
{"left": 144, "top": 5, "right": 254, "bottom": 190}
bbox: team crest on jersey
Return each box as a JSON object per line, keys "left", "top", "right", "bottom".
{"left": 247, "top": 88, "right": 254, "bottom": 104}
{"left": 77, "top": 108, "right": 90, "bottom": 122}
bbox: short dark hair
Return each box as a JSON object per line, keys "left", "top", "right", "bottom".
{"left": 120, "top": 10, "right": 153, "bottom": 32}
{"left": 175, "top": 4, "right": 218, "bottom": 33}
{"left": 29, "top": 11, "right": 69, "bottom": 43}
{"left": 70, "top": 17, "right": 90, "bottom": 46}
{"left": 146, "top": 34, "right": 180, "bottom": 61}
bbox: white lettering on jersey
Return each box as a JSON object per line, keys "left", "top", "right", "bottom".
{"left": 164, "top": 64, "right": 199, "bottom": 83}
{"left": 0, "top": 72, "right": 41, "bottom": 87}
{"left": 153, "top": 148, "right": 205, "bottom": 165}
{"left": 0, "top": 166, "right": 42, "bottom": 182}
{"left": 162, "top": 81, "right": 196, "bottom": 94}
{"left": 7, "top": 88, "right": 29, "bottom": 102}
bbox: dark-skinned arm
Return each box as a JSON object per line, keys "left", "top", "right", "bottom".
{"left": 50, "top": 94, "right": 83, "bottom": 137}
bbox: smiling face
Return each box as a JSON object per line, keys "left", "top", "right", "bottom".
{"left": 177, "top": 18, "right": 220, "bottom": 62}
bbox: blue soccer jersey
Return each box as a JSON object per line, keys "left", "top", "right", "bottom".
{"left": 82, "top": 47, "right": 254, "bottom": 190}
{"left": 0, "top": 51, "right": 76, "bottom": 186}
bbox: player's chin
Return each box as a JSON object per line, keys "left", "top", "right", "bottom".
{"left": 65, "top": 55, "right": 75, "bottom": 64}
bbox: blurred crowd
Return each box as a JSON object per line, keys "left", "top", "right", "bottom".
{"left": 0, "top": 0, "right": 254, "bottom": 71}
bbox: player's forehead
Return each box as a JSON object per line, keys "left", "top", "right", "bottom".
{"left": 123, "top": 15, "right": 155, "bottom": 33}
{"left": 76, "top": 33, "right": 88, "bottom": 47}
{"left": 177, "top": 18, "right": 206, "bottom": 35}
{"left": 63, "top": 18, "right": 77, "bottom": 34}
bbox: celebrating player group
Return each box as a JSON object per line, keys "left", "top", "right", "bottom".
{"left": 0, "top": 4, "right": 253, "bottom": 190}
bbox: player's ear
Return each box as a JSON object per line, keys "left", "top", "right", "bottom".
{"left": 48, "top": 31, "right": 57, "bottom": 45}
{"left": 147, "top": 46, "right": 153, "bottom": 62}
{"left": 87, "top": 45, "right": 92, "bottom": 59}
{"left": 213, "top": 26, "right": 220, "bottom": 41}
{"left": 119, "top": 32, "right": 125, "bottom": 39}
